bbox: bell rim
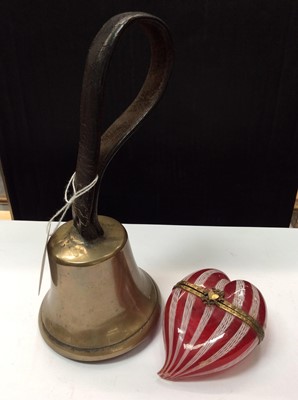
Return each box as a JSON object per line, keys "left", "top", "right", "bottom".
{"left": 38, "top": 274, "right": 160, "bottom": 361}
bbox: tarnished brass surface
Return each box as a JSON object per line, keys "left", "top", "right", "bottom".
{"left": 39, "top": 216, "right": 160, "bottom": 361}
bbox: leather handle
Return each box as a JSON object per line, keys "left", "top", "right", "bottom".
{"left": 72, "top": 12, "right": 174, "bottom": 240}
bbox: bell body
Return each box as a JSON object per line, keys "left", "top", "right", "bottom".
{"left": 39, "top": 216, "right": 160, "bottom": 361}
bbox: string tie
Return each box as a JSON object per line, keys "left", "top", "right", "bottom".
{"left": 38, "top": 172, "right": 98, "bottom": 294}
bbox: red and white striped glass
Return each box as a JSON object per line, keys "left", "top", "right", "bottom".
{"left": 159, "top": 269, "right": 266, "bottom": 380}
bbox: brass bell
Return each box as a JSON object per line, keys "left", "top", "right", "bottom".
{"left": 38, "top": 12, "right": 173, "bottom": 361}
{"left": 39, "top": 215, "right": 161, "bottom": 361}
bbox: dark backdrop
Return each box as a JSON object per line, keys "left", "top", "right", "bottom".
{"left": 1, "top": 0, "right": 298, "bottom": 226}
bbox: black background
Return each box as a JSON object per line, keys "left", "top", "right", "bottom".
{"left": 1, "top": 0, "right": 298, "bottom": 226}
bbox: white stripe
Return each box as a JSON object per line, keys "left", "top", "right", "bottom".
{"left": 194, "top": 269, "right": 221, "bottom": 285}
{"left": 162, "top": 288, "right": 180, "bottom": 371}
{"left": 250, "top": 284, "right": 261, "bottom": 319}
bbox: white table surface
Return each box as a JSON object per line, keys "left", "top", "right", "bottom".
{"left": 0, "top": 220, "right": 297, "bottom": 399}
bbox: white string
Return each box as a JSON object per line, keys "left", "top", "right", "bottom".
{"left": 38, "top": 172, "right": 99, "bottom": 294}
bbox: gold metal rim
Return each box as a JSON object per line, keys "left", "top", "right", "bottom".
{"left": 174, "top": 280, "right": 264, "bottom": 343}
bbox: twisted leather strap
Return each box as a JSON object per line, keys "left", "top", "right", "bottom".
{"left": 72, "top": 12, "right": 173, "bottom": 240}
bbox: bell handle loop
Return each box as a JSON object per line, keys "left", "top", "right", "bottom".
{"left": 72, "top": 12, "right": 173, "bottom": 241}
